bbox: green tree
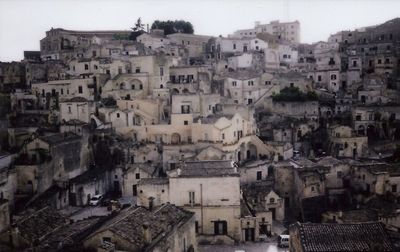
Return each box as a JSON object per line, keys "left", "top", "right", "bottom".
{"left": 151, "top": 19, "right": 194, "bottom": 35}
{"left": 272, "top": 87, "right": 318, "bottom": 102}
{"left": 131, "top": 17, "right": 145, "bottom": 32}
{"left": 129, "top": 17, "right": 145, "bottom": 40}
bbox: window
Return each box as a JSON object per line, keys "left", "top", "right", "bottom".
{"left": 60, "top": 89, "right": 64, "bottom": 95}
{"left": 116, "top": 113, "right": 120, "bottom": 118}
{"left": 92, "top": 51, "right": 97, "bottom": 57}
{"left": 135, "top": 67, "right": 141, "bottom": 73}
{"left": 392, "top": 185, "right": 397, "bottom": 193}
{"left": 222, "top": 133, "right": 225, "bottom": 140}
{"left": 214, "top": 221, "right": 227, "bottom": 235}
{"left": 378, "top": 59, "right": 382, "bottom": 64}
{"left": 139, "top": 84, "right": 143, "bottom": 90}
{"left": 232, "top": 81, "right": 237, "bottom": 87}
{"left": 248, "top": 81, "right": 254, "bottom": 86}
{"left": 85, "top": 64, "right": 89, "bottom": 70}
{"left": 135, "top": 173, "right": 140, "bottom": 179}
{"left": 160, "top": 67, "right": 164, "bottom": 76}
{"left": 189, "top": 191, "right": 195, "bottom": 205}
{"left": 337, "top": 171, "right": 343, "bottom": 178}
{"left": 78, "top": 86, "right": 83, "bottom": 94}
{"left": 68, "top": 106, "right": 72, "bottom": 113}
{"left": 352, "top": 61, "right": 357, "bottom": 67}
{"left": 317, "top": 75, "right": 322, "bottom": 82}
{"left": 269, "top": 198, "right": 275, "bottom": 203}
{"left": 256, "top": 171, "right": 262, "bottom": 180}
{"left": 181, "top": 105, "right": 190, "bottom": 114}
{"left": 184, "top": 120, "right": 188, "bottom": 125}
{"left": 94, "top": 65, "right": 98, "bottom": 70}
{"left": 311, "top": 186, "right": 315, "bottom": 192}
{"left": 233, "top": 44, "right": 236, "bottom": 50}
{"left": 331, "top": 74, "right": 337, "bottom": 80}
{"left": 102, "top": 237, "right": 111, "bottom": 243}
{"left": 265, "top": 81, "right": 271, "bottom": 85}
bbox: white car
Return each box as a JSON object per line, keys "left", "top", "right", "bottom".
{"left": 89, "top": 194, "right": 103, "bottom": 206}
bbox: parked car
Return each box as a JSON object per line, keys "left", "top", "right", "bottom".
{"left": 117, "top": 197, "right": 132, "bottom": 208}
{"left": 278, "top": 234, "right": 290, "bottom": 248}
{"left": 89, "top": 194, "right": 103, "bottom": 206}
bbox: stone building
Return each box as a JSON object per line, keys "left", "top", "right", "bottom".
{"left": 83, "top": 203, "right": 197, "bottom": 252}
{"left": 167, "top": 33, "right": 211, "bottom": 57}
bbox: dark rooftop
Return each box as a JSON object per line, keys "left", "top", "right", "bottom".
{"left": 39, "top": 132, "right": 81, "bottom": 146}
{"left": 92, "top": 203, "right": 193, "bottom": 249}
{"left": 177, "top": 160, "right": 239, "bottom": 177}
{"left": 353, "top": 162, "right": 400, "bottom": 176}
{"left": 340, "top": 209, "right": 379, "bottom": 223}
{"left": 138, "top": 177, "right": 169, "bottom": 186}
{"left": 291, "top": 222, "right": 394, "bottom": 252}
{"left": 15, "top": 206, "right": 68, "bottom": 243}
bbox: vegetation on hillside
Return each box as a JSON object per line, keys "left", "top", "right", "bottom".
{"left": 272, "top": 86, "right": 318, "bottom": 102}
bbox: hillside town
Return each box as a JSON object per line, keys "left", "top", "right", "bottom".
{"left": 1, "top": 17, "right": 400, "bottom": 251}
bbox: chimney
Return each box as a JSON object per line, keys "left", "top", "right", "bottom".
{"left": 142, "top": 222, "right": 151, "bottom": 245}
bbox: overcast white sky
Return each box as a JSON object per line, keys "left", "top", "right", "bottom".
{"left": 1, "top": 0, "right": 400, "bottom": 61}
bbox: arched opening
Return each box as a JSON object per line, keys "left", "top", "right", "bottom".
{"left": 361, "top": 95, "right": 366, "bottom": 104}
{"left": 247, "top": 143, "right": 258, "bottom": 160}
{"left": 394, "top": 127, "right": 400, "bottom": 140}
{"left": 119, "top": 82, "right": 125, "bottom": 90}
{"left": 171, "top": 88, "right": 179, "bottom": 95}
{"left": 182, "top": 88, "right": 189, "bottom": 94}
{"left": 90, "top": 118, "right": 97, "bottom": 129}
{"left": 357, "top": 125, "right": 365, "bottom": 136}
{"left": 129, "top": 79, "right": 143, "bottom": 91}
{"left": 171, "top": 133, "right": 181, "bottom": 144}
{"left": 367, "top": 125, "right": 377, "bottom": 142}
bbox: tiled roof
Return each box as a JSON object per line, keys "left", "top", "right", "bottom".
{"left": 317, "top": 156, "right": 343, "bottom": 166}
{"left": 292, "top": 222, "right": 394, "bottom": 252}
{"left": 353, "top": 162, "right": 400, "bottom": 176}
{"left": 177, "top": 160, "right": 239, "bottom": 177}
{"left": 98, "top": 204, "right": 193, "bottom": 249}
{"left": 39, "top": 132, "right": 81, "bottom": 146}
{"left": 340, "top": 209, "right": 378, "bottom": 223}
{"left": 138, "top": 177, "right": 169, "bottom": 185}
{"left": 38, "top": 217, "right": 101, "bottom": 250}
{"left": 16, "top": 207, "right": 68, "bottom": 243}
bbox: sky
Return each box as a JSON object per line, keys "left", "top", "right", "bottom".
{"left": 1, "top": 0, "right": 400, "bottom": 61}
